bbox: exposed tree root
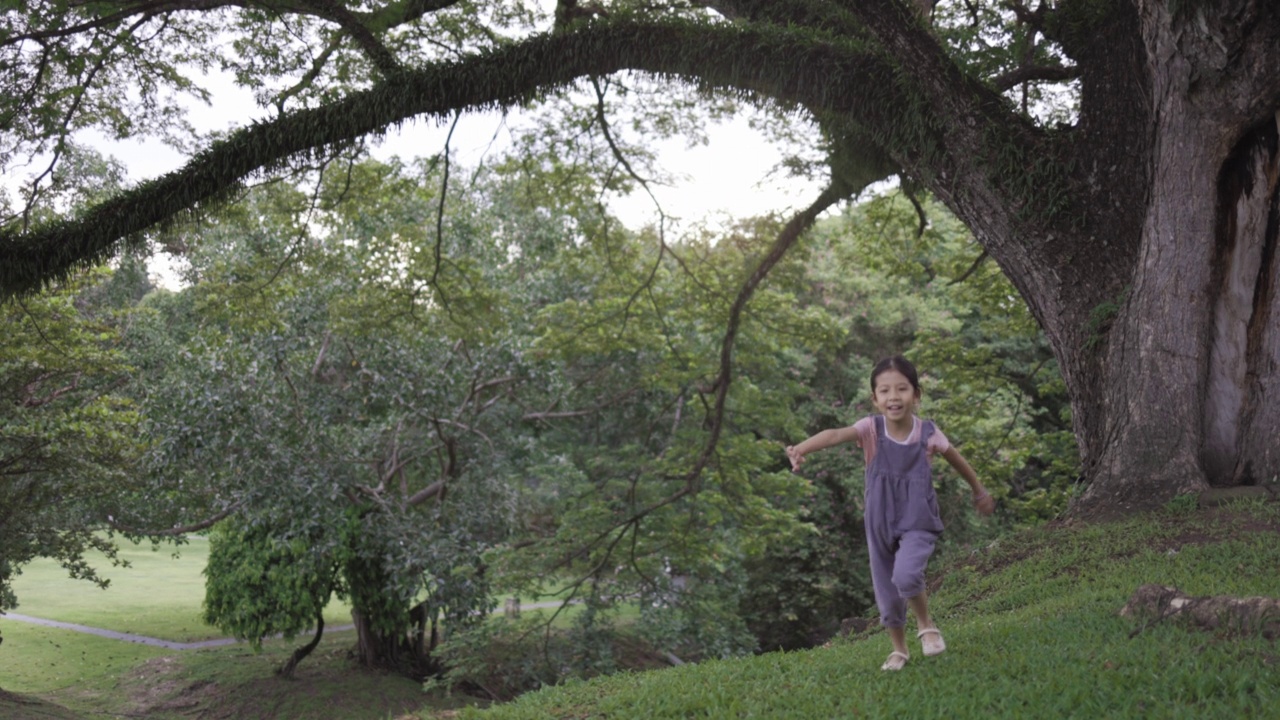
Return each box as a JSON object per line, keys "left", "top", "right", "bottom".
{"left": 1121, "top": 584, "right": 1280, "bottom": 640}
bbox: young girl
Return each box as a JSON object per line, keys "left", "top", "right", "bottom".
{"left": 786, "top": 355, "right": 994, "bottom": 671}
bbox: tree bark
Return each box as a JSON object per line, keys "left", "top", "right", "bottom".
{"left": 351, "top": 609, "right": 404, "bottom": 671}
{"left": 868, "top": 1, "right": 1280, "bottom": 516}
{"left": 1121, "top": 584, "right": 1280, "bottom": 639}
{"left": 1068, "top": 3, "right": 1280, "bottom": 515}
{"left": 278, "top": 609, "right": 325, "bottom": 679}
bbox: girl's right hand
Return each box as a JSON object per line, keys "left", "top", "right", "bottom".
{"left": 973, "top": 489, "right": 995, "bottom": 516}
{"left": 785, "top": 445, "right": 804, "bottom": 472}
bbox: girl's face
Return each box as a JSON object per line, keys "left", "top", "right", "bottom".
{"left": 872, "top": 368, "right": 920, "bottom": 421}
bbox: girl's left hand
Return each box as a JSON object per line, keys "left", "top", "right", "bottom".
{"left": 973, "top": 489, "right": 995, "bottom": 516}
{"left": 785, "top": 445, "right": 804, "bottom": 472}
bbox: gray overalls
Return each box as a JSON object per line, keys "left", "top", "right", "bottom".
{"left": 863, "top": 415, "right": 944, "bottom": 628}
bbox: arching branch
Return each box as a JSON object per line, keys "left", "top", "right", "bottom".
{"left": 106, "top": 501, "right": 244, "bottom": 536}
{"left": 2, "top": 0, "right": 463, "bottom": 47}
{"left": 298, "top": 0, "right": 401, "bottom": 75}
{"left": 992, "top": 63, "right": 1080, "bottom": 92}
{"left": 0, "top": 22, "right": 890, "bottom": 294}
{"left": 2, "top": 14, "right": 1043, "bottom": 297}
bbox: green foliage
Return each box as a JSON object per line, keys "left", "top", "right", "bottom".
{"left": 122, "top": 158, "right": 560, "bottom": 674}
{"left": 202, "top": 519, "right": 346, "bottom": 650}
{"left": 432, "top": 605, "right": 626, "bottom": 702}
{"left": 738, "top": 472, "right": 872, "bottom": 652}
{"left": 482, "top": 209, "right": 831, "bottom": 663}
{"left": 0, "top": 268, "right": 144, "bottom": 617}
{"left": 1084, "top": 284, "right": 1129, "bottom": 349}
{"left": 800, "top": 190, "right": 1080, "bottom": 530}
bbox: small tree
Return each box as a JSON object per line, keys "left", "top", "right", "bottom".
{"left": 202, "top": 519, "right": 348, "bottom": 678}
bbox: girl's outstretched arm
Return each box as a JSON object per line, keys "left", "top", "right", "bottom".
{"left": 785, "top": 426, "right": 861, "bottom": 472}
{"left": 941, "top": 446, "right": 995, "bottom": 516}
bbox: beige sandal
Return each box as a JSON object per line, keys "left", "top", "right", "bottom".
{"left": 918, "top": 627, "right": 946, "bottom": 656}
{"left": 880, "top": 650, "right": 909, "bottom": 671}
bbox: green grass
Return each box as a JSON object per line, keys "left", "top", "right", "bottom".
{"left": 0, "top": 620, "right": 168, "bottom": 696}
{"left": 4, "top": 503, "right": 1280, "bottom": 719}
{"left": 0, "top": 619, "right": 438, "bottom": 719}
{"left": 450, "top": 501, "right": 1280, "bottom": 719}
{"left": 6, "top": 535, "right": 353, "bottom": 642}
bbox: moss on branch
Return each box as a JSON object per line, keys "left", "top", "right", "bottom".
{"left": 0, "top": 14, "right": 1026, "bottom": 297}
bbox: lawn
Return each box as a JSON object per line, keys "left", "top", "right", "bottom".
{"left": 0, "top": 534, "right": 559, "bottom": 719}
{"left": 3, "top": 501, "right": 1279, "bottom": 720}
{"left": 0, "top": 534, "right": 448, "bottom": 719}
{"left": 3, "top": 534, "right": 353, "bottom": 643}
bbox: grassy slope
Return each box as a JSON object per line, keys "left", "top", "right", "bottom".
{"left": 448, "top": 501, "right": 1280, "bottom": 720}
{"left": 2, "top": 502, "right": 1278, "bottom": 719}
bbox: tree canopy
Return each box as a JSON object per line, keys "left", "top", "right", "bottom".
{"left": 3, "top": 1, "right": 1279, "bottom": 524}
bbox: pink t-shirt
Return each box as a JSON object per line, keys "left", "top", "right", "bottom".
{"left": 849, "top": 415, "right": 950, "bottom": 467}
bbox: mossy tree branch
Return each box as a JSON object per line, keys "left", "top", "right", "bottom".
{"left": 1, "top": 15, "right": 1059, "bottom": 298}
{"left": 1, "top": 0, "right": 464, "bottom": 47}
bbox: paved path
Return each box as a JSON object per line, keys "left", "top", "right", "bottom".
{"left": 0, "top": 599, "right": 568, "bottom": 650}
{"left": 0, "top": 613, "right": 346, "bottom": 650}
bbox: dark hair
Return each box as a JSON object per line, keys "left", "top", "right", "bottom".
{"left": 870, "top": 355, "right": 921, "bottom": 395}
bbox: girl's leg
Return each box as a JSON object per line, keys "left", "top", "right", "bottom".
{"left": 867, "top": 525, "right": 909, "bottom": 669}
{"left": 884, "top": 625, "right": 910, "bottom": 670}
{"left": 896, "top": 531, "right": 946, "bottom": 655}
{"left": 891, "top": 530, "right": 937, "bottom": 599}
{"left": 909, "top": 591, "right": 946, "bottom": 655}
{"left": 908, "top": 591, "right": 933, "bottom": 630}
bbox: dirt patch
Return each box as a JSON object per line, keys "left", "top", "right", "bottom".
{"left": 1154, "top": 506, "right": 1280, "bottom": 552}
{"left": 951, "top": 527, "right": 1060, "bottom": 577}
{"left": 193, "top": 654, "right": 431, "bottom": 720}
{"left": 107, "top": 645, "right": 453, "bottom": 720}
{"left": 612, "top": 634, "right": 680, "bottom": 672}
{"left": 0, "top": 690, "right": 84, "bottom": 720}
{"left": 122, "top": 655, "right": 223, "bottom": 718}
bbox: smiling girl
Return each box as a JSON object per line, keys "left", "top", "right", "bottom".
{"left": 785, "top": 355, "right": 994, "bottom": 671}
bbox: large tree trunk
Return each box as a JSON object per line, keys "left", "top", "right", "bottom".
{"left": 1067, "top": 3, "right": 1280, "bottom": 514}
{"left": 898, "top": 1, "right": 1280, "bottom": 516}
{"left": 1079, "top": 113, "right": 1280, "bottom": 512}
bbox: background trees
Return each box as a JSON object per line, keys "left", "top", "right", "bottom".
{"left": 89, "top": 150, "right": 1065, "bottom": 680}
{"left": 0, "top": 139, "right": 1076, "bottom": 682}
{"left": 6, "top": 1, "right": 1279, "bottom": 511}
{"left": 125, "top": 161, "right": 533, "bottom": 676}
{"left": 0, "top": 267, "right": 146, "bottom": 618}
